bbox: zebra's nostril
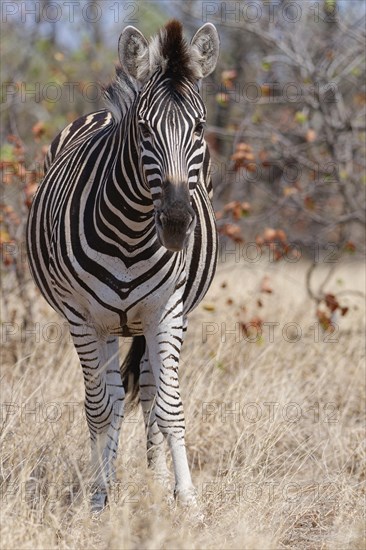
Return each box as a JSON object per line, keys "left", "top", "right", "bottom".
{"left": 159, "top": 213, "right": 167, "bottom": 227}
{"left": 158, "top": 212, "right": 193, "bottom": 233}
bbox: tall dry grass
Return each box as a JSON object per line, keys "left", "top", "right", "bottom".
{"left": 1, "top": 258, "right": 365, "bottom": 549}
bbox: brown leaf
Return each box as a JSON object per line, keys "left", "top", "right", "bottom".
{"left": 276, "top": 229, "right": 287, "bottom": 243}
{"left": 245, "top": 162, "right": 257, "bottom": 172}
{"left": 236, "top": 142, "right": 252, "bottom": 152}
{"left": 283, "top": 186, "right": 298, "bottom": 197}
{"left": 202, "top": 303, "right": 216, "bottom": 311}
{"left": 260, "top": 275, "right": 273, "bottom": 294}
{"left": 232, "top": 204, "right": 242, "bottom": 220}
{"left": 306, "top": 129, "right": 317, "bottom": 142}
{"left": 316, "top": 309, "right": 331, "bottom": 331}
{"left": 263, "top": 228, "right": 277, "bottom": 241}
{"left": 32, "top": 121, "right": 46, "bottom": 139}
{"left": 250, "top": 316, "right": 263, "bottom": 329}
{"left": 223, "top": 201, "right": 239, "bottom": 212}
{"left": 259, "top": 149, "right": 269, "bottom": 165}
{"left": 344, "top": 242, "right": 356, "bottom": 254}
{"left": 325, "top": 293, "right": 338, "bottom": 313}
{"left": 219, "top": 223, "right": 244, "bottom": 243}
{"left": 304, "top": 196, "right": 316, "bottom": 210}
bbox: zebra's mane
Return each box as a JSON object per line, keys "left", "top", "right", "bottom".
{"left": 102, "top": 66, "right": 138, "bottom": 123}
{"left": 103, "top": 21, "right": 200, "bottom": 122}
{"left": 150, "top": 20, "right": 198, "bottom": 89}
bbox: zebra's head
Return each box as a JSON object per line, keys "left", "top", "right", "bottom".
{"left": 118, "top": 20, "right": 219, "bottom": 251}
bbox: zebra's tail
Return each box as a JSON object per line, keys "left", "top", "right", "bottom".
{"left": 121, "top": 335, "right": 146, "bottom": 405}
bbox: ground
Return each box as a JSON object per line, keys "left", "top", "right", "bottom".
{"left": 1, "top": 256, "right": 365, "bottom": 550}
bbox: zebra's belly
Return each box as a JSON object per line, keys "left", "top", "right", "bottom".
{"left": 78, "top": 287, "right": 187, "bottom": 337}
{"left": 109, "top": 322, "right": 143, "bottom": 337}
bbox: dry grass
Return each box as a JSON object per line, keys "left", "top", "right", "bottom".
{"left": 1, "top": 258, "right": 365, "bottom": 549}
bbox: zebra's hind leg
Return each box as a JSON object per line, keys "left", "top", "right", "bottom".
{"left": 72, "top": 330, "right": 125, "bottom": 513}
{"left": 139, "top": 351, "right": 170, "bottom": 486}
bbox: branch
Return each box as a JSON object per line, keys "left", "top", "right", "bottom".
{"left": 336, "top": 18, "right": 366, "bottom": 46}
{"left": 305, "top": 262, "right": 319, "bottom": 302}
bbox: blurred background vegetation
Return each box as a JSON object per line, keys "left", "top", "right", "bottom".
{"left": 1, "top": 0, "right": 365, "bottom": 328}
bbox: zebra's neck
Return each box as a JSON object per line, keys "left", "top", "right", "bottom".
{"left": 91, "top": 105, "right": 156, "bottom": 251}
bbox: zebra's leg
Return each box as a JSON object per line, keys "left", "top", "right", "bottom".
{"left": 139, "top": 351, "right": 170, "bottom": 484}
{"left": 144, "top": 303, "right": 196, "bottom": 506}
{"left": 71, "top": 329, "right": 125, "bottom": 512}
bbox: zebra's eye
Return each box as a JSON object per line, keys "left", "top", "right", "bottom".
{"left": 139, "top": 122, "right": 151, "bottom": 139}
{"left": 194, "top": 121, "right": 205, "bottom": 137}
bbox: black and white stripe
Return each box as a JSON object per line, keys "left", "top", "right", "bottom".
{"left": 27, "top": 20, "right": 219, "bottom": 511}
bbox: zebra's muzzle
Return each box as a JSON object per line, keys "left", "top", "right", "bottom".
{"left": 155, "top": 205, "right": 196, "bottom": 252}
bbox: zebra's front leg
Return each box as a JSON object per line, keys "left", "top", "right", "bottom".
{"left": 144, "top": 306, "right": 196, "bottom": 506}
{"left": 72, "top": 331, "right": 125, "bottom": 512}
{"left": 139, "top": 351, "right": 170, "bottom": 485}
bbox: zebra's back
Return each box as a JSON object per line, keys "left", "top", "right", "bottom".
{"left": 43, "top": 110, "right": 113, "bottom": 173}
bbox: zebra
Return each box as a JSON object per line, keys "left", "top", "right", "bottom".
{"left": 27, "top": 20, "right": 220, "bottom": 511}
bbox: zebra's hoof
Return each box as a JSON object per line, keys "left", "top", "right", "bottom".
{"left": 173, "top": 487, "right": 205, "bottom": 523}
{"left": 153, "top": 471, "right": 172, "bottom": 490}
{"left": 174, "top": 486, "right": 198, "bottom": 507}
{"left": 90, "top": 491, "right": 108, "bottom": 515}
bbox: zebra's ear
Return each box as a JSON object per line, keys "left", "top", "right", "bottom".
{"left": 190, "top": 23, "right": 220, "bottom": 79}
{"left": 118, "top": 26, "right": 149, "bottom": 82}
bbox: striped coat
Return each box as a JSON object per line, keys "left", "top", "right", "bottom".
{"left": 27, "top": 20, "right": 220, "bottom": 511}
